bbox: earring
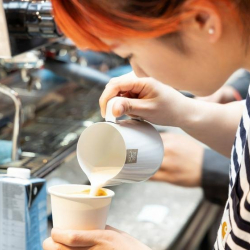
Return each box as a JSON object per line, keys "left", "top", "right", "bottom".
{"left": 208, "top": 28, "right": 215, "bottom": 35}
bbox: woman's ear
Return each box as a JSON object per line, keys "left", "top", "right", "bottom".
{"left": 195, "top": 7, "right": 222, "bottom": 43}
{"left": 182, "top": 4, "right": 223, "bottom": 44}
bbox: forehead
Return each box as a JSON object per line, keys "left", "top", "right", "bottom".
{"left": 101, "top": 37, "right": 156, "bottom": 51}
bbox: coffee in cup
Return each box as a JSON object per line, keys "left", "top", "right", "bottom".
{"left": 70, "top": 188, "right": 108, "bottom": 197}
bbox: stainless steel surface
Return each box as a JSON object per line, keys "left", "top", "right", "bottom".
{"left": 0, "top": 81, "right": 104, "bottom": 176}
{"left": 0, "top": 51, "right": 113, "bottom": 175}
{"left": 107, "top": 182, "right": 203, "bottom": 250}
{"left": 1, "top": 51, "right": 44, "bottom": 70}
{"left": 0, "top": 83, "right": 21, "bottom": 161}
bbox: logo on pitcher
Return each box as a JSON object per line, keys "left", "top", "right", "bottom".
{"left": 125, "top": 149, "right": 138, "bottom": 164}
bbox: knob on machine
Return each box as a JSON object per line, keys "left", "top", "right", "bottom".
{"left": 3, "top": 0, "right": 62, "bottom": 38}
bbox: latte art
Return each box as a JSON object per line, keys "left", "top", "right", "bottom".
{"left": 70, "top": 188, "right": 107, "bottom": 197}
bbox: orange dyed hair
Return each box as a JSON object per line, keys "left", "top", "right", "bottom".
{"left": 51, "top": 0, "right": 242, "bottom": 52}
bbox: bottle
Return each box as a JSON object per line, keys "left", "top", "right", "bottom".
{"left": 0, "top": 168, "right": 47, "bottom": 250}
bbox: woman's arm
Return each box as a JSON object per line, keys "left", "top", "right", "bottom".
{"left": 183, "top": 99, "right": 243, "bottom": 157}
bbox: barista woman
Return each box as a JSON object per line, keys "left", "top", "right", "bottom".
{"left": 44, "top": 1, "right": 250, "bottom": 249}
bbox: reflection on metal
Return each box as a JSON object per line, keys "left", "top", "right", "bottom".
{"left": 0, "top": 83, "right": 22, "bottom": 161}
{"left": 0, "top": 51, "right": 44, "bottom": 92}
{"left": 0, "top": 0, "right": 63, "bottom": 58}
{"left": 1, "top": 51, "right": 44, "bottom": 70}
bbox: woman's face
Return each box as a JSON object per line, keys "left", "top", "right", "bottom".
{"left": 105, "top": 10, "right": 245, "bottom": 96}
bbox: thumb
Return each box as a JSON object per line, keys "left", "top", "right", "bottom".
{"left": 112, "top": 97, "right": 149, "bottom": 118}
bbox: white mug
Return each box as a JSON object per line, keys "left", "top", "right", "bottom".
{"left": 77, "top": 97, "right": 164, "bottom": 186}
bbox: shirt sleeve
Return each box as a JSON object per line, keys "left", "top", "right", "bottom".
{"left": 202, "top": 149, "right": 230, "bottom": 206}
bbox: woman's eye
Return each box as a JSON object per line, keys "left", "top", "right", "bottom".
{"left": 125, "top": 54, "right": 133, "bottom": 61}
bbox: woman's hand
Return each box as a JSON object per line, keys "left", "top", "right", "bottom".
{"left": 43, "top": 226, "right": 151, "bottom": 250}
{"left": 100, "top": 72, "right": 243, "bottom": 157}
{"left": 99, "top": 72, "right": 191, "bottom": 126}
{"left": 151, "top": 133, "right": 204, "bottom": 187}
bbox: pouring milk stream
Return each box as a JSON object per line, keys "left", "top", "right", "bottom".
{"left": 77, "top": 97, "right": 164, "bottom": 196}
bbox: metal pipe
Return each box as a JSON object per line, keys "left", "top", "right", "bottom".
{"left": 0, "top": 83, "right": 22, "bottom": 161}
{"left": 44, "top": 58, "right": 110, "bottom": 89}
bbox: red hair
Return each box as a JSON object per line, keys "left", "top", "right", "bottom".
{"left": 51, "top": 0, "right": 241, "bottom": 52}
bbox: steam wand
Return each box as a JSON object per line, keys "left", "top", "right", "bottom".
{"left": 0, "top": 84, "right": 22, "bottom": 161}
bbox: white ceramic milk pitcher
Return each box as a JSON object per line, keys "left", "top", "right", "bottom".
{"left": 77, "top": 97, "right": 164, "bottom": 187}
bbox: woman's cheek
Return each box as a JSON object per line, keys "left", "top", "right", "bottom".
{"left": 130, "top": 61, "right": 148, "bottom": 78}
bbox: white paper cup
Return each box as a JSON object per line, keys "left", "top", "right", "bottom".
{"left": 48, "top": 184, "right": 115, "bottom": 230}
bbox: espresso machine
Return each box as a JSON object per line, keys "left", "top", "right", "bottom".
{"left": 0, "top": 0, "right": 113, "bottom": 181}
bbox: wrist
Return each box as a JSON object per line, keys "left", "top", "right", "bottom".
{"left": 176, "top": 97, "right": 200, "bottom": 129}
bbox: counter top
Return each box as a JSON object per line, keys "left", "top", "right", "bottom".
{"left": 107, "top": 181, "right": 203, "bottom": 250}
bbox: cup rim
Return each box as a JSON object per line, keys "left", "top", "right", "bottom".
{"left": 48, "top": 184, "right": 115, "bottom": 199}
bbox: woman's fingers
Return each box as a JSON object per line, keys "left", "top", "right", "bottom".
{"left": 150, "top": 170, "right": 174, "bottom": 183}
{"left": 51, "top": 228, "right": 106, "bottom": 247}
{"left": 105, "top": 225, "right": 127, "bottom": 236}
{"left": 99, "top": 74, "right": 148, "bottom": 117}
{"left": 111, "top": 97, "right": 151, "bottom": 118}
{"left": 43, "top": 237, "right": 75, "bottom": 250}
